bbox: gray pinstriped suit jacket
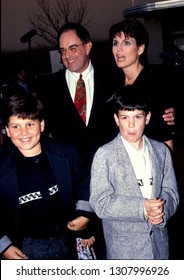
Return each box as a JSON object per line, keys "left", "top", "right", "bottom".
{"left": 89, "top": 133, "right": 179, "bottom": 259}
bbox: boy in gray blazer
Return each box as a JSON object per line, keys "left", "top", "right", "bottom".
{"left": 89, "top": 85, "right": 179, "bottom": 259}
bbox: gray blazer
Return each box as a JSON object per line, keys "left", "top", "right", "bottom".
{"left": 89, "top": 133, "right": 179, "bottom": 259}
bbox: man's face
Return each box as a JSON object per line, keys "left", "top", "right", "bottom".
{"left": 17, "top": 69, "right": 27, "bottom": 83}
{"left": 59, "top": 29, "right": 92, "bottom": 73}
{"left": 6, "top": 116, "right": 45, "bottom": 156}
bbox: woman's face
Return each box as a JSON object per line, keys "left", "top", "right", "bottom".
{"left": 112, "top": 31, "right": 144, "bottom": 69}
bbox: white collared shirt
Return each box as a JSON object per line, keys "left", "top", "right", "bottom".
{"left": 65, "top": 61, "right": 94, "bottom": 125}
{"left": 122, "top": 135, "right": 153, "bottom": 199}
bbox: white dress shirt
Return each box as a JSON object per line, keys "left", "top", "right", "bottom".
{"left": 122, "top": 135, "right": 153, "bottom": 199}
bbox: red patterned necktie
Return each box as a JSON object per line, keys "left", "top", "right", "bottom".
{"left": 74, "top": 74, "right": 86, "bottom": 123}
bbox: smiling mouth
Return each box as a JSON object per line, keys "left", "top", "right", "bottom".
{"left": 20, "top": 138, "right": 30, "bottom": 142}
{"left": 67, "top": 57, "right": 77, "bottom": 63}
{"left": 68, "top": 59, "right": 75, "bottom": 63}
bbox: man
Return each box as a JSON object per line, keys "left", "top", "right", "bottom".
{"left": 44, "top": 23, "right": 115, "bottom": 169}
{"left": 13, "top": 66, "right": 34, "bottom": 95}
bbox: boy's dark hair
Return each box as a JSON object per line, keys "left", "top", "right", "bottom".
{"left": 1, "top": 92, "right": 44, "bottom": 126}
{"left": 112, "top": 85, "right": 151, "bottom": 115}
{"left": 109, "top": 18, "right": 149, "bottom": 64}
{"left": 58, "top": 22, "right": 91, "bottom": 46}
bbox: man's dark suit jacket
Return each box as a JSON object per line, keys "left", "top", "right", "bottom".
{"left": 44, "top": 66, "right": 117, "bottom": 167}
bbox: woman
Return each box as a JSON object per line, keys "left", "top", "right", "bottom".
{"left": 109, "top": 18, "right": 175, "bottom": 150}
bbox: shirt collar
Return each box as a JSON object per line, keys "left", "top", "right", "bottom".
{"left": 121, "top": 135, "right": 146, "bottom": 155}
{"left": 67, "top": 60, "right": 93, "bottom": 81}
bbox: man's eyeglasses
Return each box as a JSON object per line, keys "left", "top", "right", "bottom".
{"left": 58, "top": 43, "right": 84, "bottom": 56}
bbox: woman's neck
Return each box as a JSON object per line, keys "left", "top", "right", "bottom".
{"left": 124, "top": 63, "right": 143, "bottom": 86}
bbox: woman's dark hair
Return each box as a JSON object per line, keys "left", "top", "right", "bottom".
{"left": 1, "top": 92, "right": 44, "bottom": 126}
{"left": 109, "top": 18, "right": 149, "bottom": 64}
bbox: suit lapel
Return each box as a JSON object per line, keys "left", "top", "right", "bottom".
{"left": 88, "top": 67, "right": 107, "bottom": 126}
{"left": 145, "top": 139, "right": 163, "bottom": 198}
{"left": 60, "top": 70, "right": 87, "bottom": 126}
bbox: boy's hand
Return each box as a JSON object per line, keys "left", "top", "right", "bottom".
{"left": 3, "top": 245, "right": 28, "bottom": 259}
{"left": 67, "top": 216, "right": 89, "bottom": 231}
{"left": 144, "top": 197, "right": 165, "bottom": 225}
{"left": 81, "top": 236, "right": 96, "bottom": 248}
